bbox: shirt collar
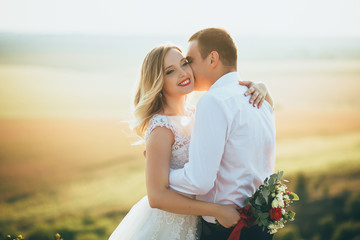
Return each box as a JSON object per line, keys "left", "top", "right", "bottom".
{"left": 209, "top": 72, "right": 241, "bottom": 91}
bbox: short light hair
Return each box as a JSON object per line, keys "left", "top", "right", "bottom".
{"left": 189, "top": 28, "right": 237, "bottom": 68}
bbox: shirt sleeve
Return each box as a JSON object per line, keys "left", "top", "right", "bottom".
{"left": 169, "top": 93, "right": 229, "bottom": 195}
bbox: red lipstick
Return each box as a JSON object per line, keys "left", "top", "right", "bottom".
{"left": 178, "top": 78, "right": 191, "bottom": 87}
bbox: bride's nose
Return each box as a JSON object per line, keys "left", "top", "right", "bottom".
{"left": 179, "top": 68, "right": 186, "bottom": 78}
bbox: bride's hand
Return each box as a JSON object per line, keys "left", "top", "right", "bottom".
{"left": 238, "top": 81, "right": 268, "bottom": 109}
{"left": 215, "top": 204, "right": 241, "bottom": 228}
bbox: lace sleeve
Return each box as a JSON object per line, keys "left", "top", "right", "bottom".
{"left": 186, "top": 104, "right": 196, "bottom": 115}
{"left": 145, "top": 114, "right": 178, "bottom": 142}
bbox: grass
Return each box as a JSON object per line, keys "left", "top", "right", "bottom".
{"left": 0, "top": 115, "right": 359, "bottom": 239}
{"left": 276, "top": 132, "right": 360, "bottom": 173}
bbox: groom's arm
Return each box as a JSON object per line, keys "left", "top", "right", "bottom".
{"left": 169, "top": 94, "right": 228, "bottom": 195}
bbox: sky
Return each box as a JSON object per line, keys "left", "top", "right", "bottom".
{"left": 0, "top": 0, "right": 359, "bottom": 37}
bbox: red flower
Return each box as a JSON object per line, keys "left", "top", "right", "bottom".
{"left": 228, "top": 205, "right": 256, "bottom": 240}
{"left": 239, "top": 205, "right": 255, "bottom": 225}
{"left": 270, "top": 207, "right": 282, "bottom": 221}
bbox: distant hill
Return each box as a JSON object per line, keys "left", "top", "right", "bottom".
{"left": 0, "top": 33, "right": 359, "bottom": 71}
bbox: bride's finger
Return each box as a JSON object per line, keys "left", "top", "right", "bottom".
{"left": 244, "top": 86, "right": 255, "bottom": 96}
{"left": 238, "top": 80, "right": 252, "bottom": 87}
{"left": 249, "top": 91, "right": 259, "bottom": 104}
{"left": 258, "top": 98, "right": 265, "bottom": 109}
{"left": 254, "top": 94, "right": 263, "bottom": 107}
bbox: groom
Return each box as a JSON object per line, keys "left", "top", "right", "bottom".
{"left": 169, "top": 28, "right": 276, "bottom": 240}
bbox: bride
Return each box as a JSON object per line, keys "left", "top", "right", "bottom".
{"left": 109, "top": 45, "right": 272, "bottom": 240}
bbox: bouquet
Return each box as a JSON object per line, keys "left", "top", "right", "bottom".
{"left": 228, "top": 171, "right": 299, "bottom": 240}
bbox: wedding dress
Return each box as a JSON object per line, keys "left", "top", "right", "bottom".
{"left": 109, "top": 112, "right": 200, "bottom": 240}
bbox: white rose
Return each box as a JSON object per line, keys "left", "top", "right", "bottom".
{"left": 276, "top": 221, "right": 285, "bottom": 229}
{"left": 278, "top": 200, "right": 285, "bottom": 208}
{"left": 276, "top": 193, "right": 283, "bottom": 200}
{"left": 282, "top": 209, "right": 286, "bottom": 215}
{"left": 269, "top": 223, "right": 275, "bottom": 228}
{"left": 269, "top": 228, "right": 278, "bottom": 234}
{"left": 272, "top": 199, "right": 279, "bottom": 208}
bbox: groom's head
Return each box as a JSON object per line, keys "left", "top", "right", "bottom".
{"left": 186, "top": 28, "right": 237, "bottom": 91}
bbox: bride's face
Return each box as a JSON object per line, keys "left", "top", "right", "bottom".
{"left": 162, "top": 48, "right": 194, "bottom": 98}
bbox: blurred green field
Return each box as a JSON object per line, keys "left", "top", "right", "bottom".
{"left": 1, "top": 111, "right": 359, "bottom": 239}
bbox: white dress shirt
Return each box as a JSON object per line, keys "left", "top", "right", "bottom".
{"left": 169, "top": 72, "right": 276, "bottom": 223}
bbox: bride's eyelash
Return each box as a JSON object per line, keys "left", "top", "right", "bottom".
{"left": 166, "top": 60, "right": 190, "bottom": 75}
{"left": 166, "top": 69, "right": 174, "bottom": 75}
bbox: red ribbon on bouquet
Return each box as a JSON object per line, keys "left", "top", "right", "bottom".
{"left": 228, "top": 205, "right": 256, "bottom": 240}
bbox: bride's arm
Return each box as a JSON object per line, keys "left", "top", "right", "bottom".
{"left": 145, "top": 126, "right": 240, "bottom": 228}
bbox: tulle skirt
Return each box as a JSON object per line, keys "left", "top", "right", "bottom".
{"left": 109, "top": 196, "right": 200, "bottom": 240}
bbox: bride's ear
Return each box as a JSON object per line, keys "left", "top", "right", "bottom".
{"left": 208, "top": 51, "right": 219, "bottom": 69}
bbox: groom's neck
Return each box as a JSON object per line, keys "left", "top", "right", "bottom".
{"left": 210, "top": 67, "right": 237, "bottom": 85}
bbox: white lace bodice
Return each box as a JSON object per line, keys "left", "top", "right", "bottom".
{"left": 145, "top": 112, "right": 195, "bottom": 169}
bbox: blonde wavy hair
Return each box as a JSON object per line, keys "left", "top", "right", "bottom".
{"left": 132, "top": 45, "right": 182, "bottom": 137}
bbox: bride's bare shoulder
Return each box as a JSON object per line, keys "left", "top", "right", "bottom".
{"left": 145, "top": 126, "right": 175, "bottom": 154}
{"left": 145, "top": 114, "right": 175, "bottom": 145}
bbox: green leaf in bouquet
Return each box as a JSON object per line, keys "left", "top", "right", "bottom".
{"left": 277, "top": 171, "right": 284, "bottom": 180}
{"left": 261, "top": 189, "right": 270, "bottom": 204}
{"left": 264, "top": 218, "right": 271, "bottom": 226}
{"left": 268, "top": 178, "right": 274, "bottom": 184}
{"left": 264, "top": 177, "right": 268, "bottom": 184}
{"left": 270, "top": 173, "right": 277, "bottom": 179}
{"left": 261, "top": 212, "right": 270, "bottom": 219}
{"left": 288, "top": 210, "right": 296, "bottom": 219}
{"left": 258, "top": 217, "right": 265, "bottom": 227}
{"left": 289, "top": 192, "right": 300, "bottom": 201}
{"left": 252, "top": 191, "right": 259, "bottom": 200}
{"left": 260, "top": 217, "right": 268, "bottom": 227}
{"left": 255, "top": 196, "right": 263, "bottom": 205}
{"left": 261, "top": 204, "right": 271, "bottom": 212}
{"left": 269, "top": 174, "right": 278, "bottom": 186}
{"left": 254, "top": 204, "right": 262, "bottom": 211}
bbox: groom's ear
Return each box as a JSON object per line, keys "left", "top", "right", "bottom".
{"left": 208, "top": 51, "right": 219, "bottom": 69}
